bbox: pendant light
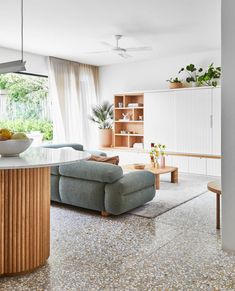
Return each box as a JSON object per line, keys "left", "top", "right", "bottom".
{"left": 0, "top": 0, "right": 26, "bottom": 74}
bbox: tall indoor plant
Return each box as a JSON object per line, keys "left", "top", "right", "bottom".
{"left": 89, "top": 101, "right": 113, "bottom": 147}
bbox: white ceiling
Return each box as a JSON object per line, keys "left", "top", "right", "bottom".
{"left": 0, "top": 0, "right": 221, "bottom": 66}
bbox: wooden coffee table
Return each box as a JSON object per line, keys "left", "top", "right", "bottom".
{"left": 122, "top": 164, "right": 178, "bottom": 189}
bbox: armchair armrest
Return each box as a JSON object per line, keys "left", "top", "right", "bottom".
{"left": 105, "top": 171, "right": 155, "bottom": 196}
{"left": 105, "top": 171, "right": 155, "bottom": 215}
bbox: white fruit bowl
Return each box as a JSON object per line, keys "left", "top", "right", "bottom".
{"left": 0, "top": 139, "right": 33, "bottom": 157}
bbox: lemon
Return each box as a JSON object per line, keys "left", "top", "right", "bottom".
{"left": 11, "top": 132, "right": 28, "bottom": 140}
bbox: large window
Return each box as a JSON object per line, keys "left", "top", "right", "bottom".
{"left": 0, "top": 73, "right": 53, "bottom": 142}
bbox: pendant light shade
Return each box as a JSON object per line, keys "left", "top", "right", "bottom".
{"left": 0, "top": 60, "right": 26, "bottom": 74}
{"left": 0, "top": 0, "right": 26, "bottom": 74}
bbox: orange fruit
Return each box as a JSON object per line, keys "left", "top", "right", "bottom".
{"left": 0, "top": 128, "right": 13, "bottom": 139}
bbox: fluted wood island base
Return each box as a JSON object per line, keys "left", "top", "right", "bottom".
{"left": 0, "top": 167, "right": 50, "bottom": 276}
{"left": 0, "top": 146, "right": 90, "bottom": 276}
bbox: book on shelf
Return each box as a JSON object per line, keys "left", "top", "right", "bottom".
{"left": 127, "top": 103, "right": 143, "bottom": 108}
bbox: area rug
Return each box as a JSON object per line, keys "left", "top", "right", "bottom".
{"left": 130, "top": 173, "right": 214, "bottom": 218}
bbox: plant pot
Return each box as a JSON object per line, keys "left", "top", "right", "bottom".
{"left": 99, "top": 129, "right": 112, "bottom": 147}
{"left": 169, "top": 82, "right": 183, "bottom": 89}
{"left": 190, "top": 82, "right": 198, "bottom": 87}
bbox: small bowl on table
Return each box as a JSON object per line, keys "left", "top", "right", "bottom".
{"left": 133, "top": 163, "right": 145, "bottom": 170}
{"left": 0, "top": 139, "right": 33, "bottom": 157}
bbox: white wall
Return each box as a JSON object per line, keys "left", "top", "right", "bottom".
{"left": 221, "top": 1, "right": 235, "bottom": 252}
{"left": 99, "top": 50, "right": 221, "bottom": 102}
{"left": 0, "top": 47, "right": 48, "bottom": 76}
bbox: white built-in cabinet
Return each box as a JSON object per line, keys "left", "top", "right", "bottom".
{"left": 144, "top": 87, "right": 221, "bottom": 176}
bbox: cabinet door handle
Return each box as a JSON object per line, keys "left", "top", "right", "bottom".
{"left": 210, "top": 115, "right": 213, "bottom": 128}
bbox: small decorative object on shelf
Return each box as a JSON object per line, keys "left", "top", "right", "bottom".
{"left": 127, "top": 103, "right": 143, "bottom": 108}
{"left": 150, "top": 143, "right": 167, "bottom": 169}
{"left": 122, "top": 112, "right": 130, "bottom": 121}
{"left": 166, "top": 77, "right": 183, "bottom": 89}
{"left": 118, "top": 102, "right": 123, "bottom": 108}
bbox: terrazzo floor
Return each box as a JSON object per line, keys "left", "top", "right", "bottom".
{"left": 1, "top": 191, "right": 235, "bottom": 290}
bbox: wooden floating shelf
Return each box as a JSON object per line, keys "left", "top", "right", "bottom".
{"left": 114, "top": 107, "right": 144, "bottom": 110}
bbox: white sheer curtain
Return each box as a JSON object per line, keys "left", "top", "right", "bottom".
{"left": 48, "top": 57, "right": 99, "bottom": 148}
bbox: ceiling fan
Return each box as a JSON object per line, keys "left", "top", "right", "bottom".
{"left": 86, "top": 35, "right": 152, "bottom": 58}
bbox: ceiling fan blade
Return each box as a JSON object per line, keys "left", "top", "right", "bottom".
{"left": 100, "top": 41, "right": 115, "bottom": 48}
{"left": 117, "top": 52, "right": 132, "bottom": 59}
{"left": 125, "top": 47, "right": 152, "bottom": 52}
{"left": 81, "top": 50, "right": 110, "bottom": 55}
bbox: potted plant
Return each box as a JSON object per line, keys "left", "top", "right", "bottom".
{"left": 166, "top": 77, "right": 183, "bottom": 89}
{"left": 89, "top": 101, "right": 113, "bottom": 147}
{"left": 178, "top": 64, "right": 203, "bottom": 87}
{"left": 150, "top": 143, "right": 166, "bottom": 168}
{"left": 197, "top": 63, "right": 221, "bottom": 87}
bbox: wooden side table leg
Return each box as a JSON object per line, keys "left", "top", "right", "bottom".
{"left": 155, "top": 175, "right": 160, "bottom": 190}
{"left": 216, "top": 193, "right": 221, "bottom": 229}
{"left": 171, "top": 169, "right": 178, "bottom": 184}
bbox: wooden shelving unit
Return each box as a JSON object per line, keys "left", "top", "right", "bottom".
{"left": 114, "top": 93, "right": 144, "bottom": 148}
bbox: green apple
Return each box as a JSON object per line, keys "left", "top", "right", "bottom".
{"left": 11, "top": 132, "right": 29, "bottom": 140}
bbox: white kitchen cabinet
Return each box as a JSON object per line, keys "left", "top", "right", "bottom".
{"left": 207, "top": 159, "right": 221, "bottom": 176}
{"left": 212, "top": 88, "right": 221, "bottom": 154}
{"left": 174, "top": 90, "right": 192, "bottom": 153}
{"left": 144, "top": 91, "right": 176, "bottom": 150}
{"left": 171, "top": 156, "right": 189, "bottom": 173}
{"left": 190, "top": 88, "right": 212, "bottom": 154}
{"left": 188, "top": 157, "right": 207, "bottom": 175}
{"left": 144, "top": 87, "right": 221, "bottom": 176}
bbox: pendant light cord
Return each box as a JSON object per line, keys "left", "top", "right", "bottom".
{"left": 21, "top": 0, "right": 24, "bottom": 61}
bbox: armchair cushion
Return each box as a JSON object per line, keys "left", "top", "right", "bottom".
{"left": 59, "top": 160, "right": 123, "bottom": 183}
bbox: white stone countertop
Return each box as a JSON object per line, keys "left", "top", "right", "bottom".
{"left": 0, "top": 147, "right": 90, "bottom": 169}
